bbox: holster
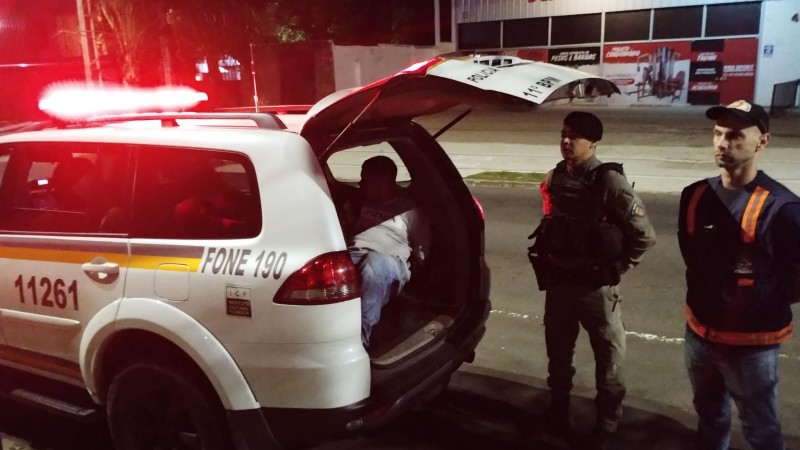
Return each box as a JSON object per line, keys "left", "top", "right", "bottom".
{"left": 527, "top": 222, "right": 555, "bottom": 291}
{"left": 527, "top": 245, "right": 554, "bottom": 291}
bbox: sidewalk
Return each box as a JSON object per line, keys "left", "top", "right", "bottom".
{"left": 443, "top": 142, "right": 800, "bottom": 193}
{"left": 416, "top": 104, "right": 800, "bottom": 193}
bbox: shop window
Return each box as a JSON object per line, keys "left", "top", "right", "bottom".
{"left": 195, "top": 55, "right": 241, "bottom": 82}
{"left": 605, "top": 10, "right": 651, "bottom": 43}
{"left": 653, "top": 6, "right": 702, "bottom": 40}
{"left": 457, "top": 21, "right": 501, "bottom": 50}
{"left": 551, "top": 14, "right": 601, "bottom": 46}
{"left": 218, "top": 55, "right": 241, "bottom": 81}
{"left": 503, "top": 17, "right": 548, "bottom": 48}
{"left": 705, "top": 2, "right": 760, "bottom": 37}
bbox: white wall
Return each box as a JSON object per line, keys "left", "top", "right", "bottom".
{"left": 332, "top": 44, "right": 453, "bottom": 91}
{"left": 755, "top": 0, "right": 800, "bottom": 106}
{"left": 457, "top": 0, "right": 759, "bottom": 22}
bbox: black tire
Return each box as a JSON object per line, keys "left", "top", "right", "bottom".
{"left": 107, "top": 361, "right": 232, "bottom": 450}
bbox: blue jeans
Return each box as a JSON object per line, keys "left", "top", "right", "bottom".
{"left": 684, "top": 327, "right": 784, "bottom": 450}
{"left": 350, "top": 250, "right": 408, "bottom": 347}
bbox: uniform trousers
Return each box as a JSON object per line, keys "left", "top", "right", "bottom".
{"left": 544, "top": 283, "right": 626, "bottom": 432}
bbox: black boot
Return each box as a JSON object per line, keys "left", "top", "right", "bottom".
{"left": 589, "top": 427, "right": 615, "bottom": 450}
{"left": 543, "top": 398, "right": 574, "bottom": 439}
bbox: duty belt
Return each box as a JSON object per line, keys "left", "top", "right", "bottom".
{"left": 686, "top": 306, "right": 793, "bottom": 346}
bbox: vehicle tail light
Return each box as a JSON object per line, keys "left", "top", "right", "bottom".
{"left": 473, "top": 195, "right": 485, "bottom": 220}
{"left": 274, "top": 251, "right": 360, "bottom": 305}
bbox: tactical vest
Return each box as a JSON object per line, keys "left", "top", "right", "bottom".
{"left": 679, "top": 173, "right": 799, "bottom": 345}
{"left": 543, "top": 161, "right": 624, "bottom": 261}
{"left": 528, "top": 161, "right": 625, "bottom": 290}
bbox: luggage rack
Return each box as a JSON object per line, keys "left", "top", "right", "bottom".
{"left": 82, "top": 112, "right": 287, "bottom": 130}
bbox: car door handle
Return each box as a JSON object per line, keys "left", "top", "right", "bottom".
{"left": 82, "top": 261, "right": 119, "bottom": 274}
{"left": 82, "top": 257, "right": 120, "bottom": 283}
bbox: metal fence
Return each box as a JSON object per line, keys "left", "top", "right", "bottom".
{"left": 770, "top": 79, "right": 800, "bottom": 116}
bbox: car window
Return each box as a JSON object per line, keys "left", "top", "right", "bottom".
{"left": 130, "top": 146, "right": 261, "bottom": 240}
{"left": 0, "top": 142, "right": 131, "bottom": 234}
{"left": 326, "top": 142, "right": 410, "bottom": 183}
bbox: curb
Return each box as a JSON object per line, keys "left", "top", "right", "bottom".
{"left": 463, "top": 179, "right": 539, "bottom": 189}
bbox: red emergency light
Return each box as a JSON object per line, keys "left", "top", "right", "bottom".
{"left": 38, "top": 83, "right": 208, "bottom": 121}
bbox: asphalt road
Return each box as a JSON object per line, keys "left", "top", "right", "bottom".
{"left": 4, "top": 188, "right": 799, "bottom": 450}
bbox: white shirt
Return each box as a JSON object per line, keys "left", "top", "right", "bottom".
{"left": 351, "top": 194, "right": 429, "bottom": 279}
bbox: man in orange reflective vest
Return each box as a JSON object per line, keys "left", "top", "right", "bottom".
{"left": 678, "top": 100, "right": 800, "bottom": 450}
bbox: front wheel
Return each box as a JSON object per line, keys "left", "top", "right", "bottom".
{"left": 107, "top": 361, "right": 231, "bottom": 450}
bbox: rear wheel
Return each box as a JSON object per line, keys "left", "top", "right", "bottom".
{"left": 107, "top": 361, "right": 231, "bottom": 450}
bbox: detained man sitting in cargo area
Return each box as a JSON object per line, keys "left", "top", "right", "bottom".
{"left": 345, "top": 155, "right": 429, "bottom": 348}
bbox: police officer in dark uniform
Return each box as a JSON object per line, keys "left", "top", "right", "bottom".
{"left": 529, "top": 111, "right": 656, "bottom": 450}
{"left": 679, "top": 100, "right": 800, "bottom": 450}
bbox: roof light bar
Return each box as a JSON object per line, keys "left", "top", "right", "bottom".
{"left": 38, "top": 83, "right": 208, "bottom": 121}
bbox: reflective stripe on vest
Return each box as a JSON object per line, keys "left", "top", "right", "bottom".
{"left": 740, "top": 185, "right": 769, "bottom": 243}
{"left": 737, "top": 186, "right": 770, "bottom": 286}
{"left": 686, "top": 183, "right": 708, "bottom": 236}
{"left": 685, "top": 184, "right": 770, "bottom": 239}
{"left": 686, "top": 305, "right": 793, "bottom": 345}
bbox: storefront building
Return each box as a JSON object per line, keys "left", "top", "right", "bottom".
{"left": 453, "top": 0, "right": 800, "bottom": 107}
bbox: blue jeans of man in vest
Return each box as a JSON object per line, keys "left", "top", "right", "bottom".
{"left": 350, "top": 250, "right": 408, "bottom": 347}
{"left": 684, "top": 327, "right": 784, "bottom": 450}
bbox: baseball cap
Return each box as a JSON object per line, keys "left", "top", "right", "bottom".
{"left": 705, "top": 100, "right": 769, "bottom": 133}
{"left": 563, "top": 111, "right": 603, "bottom": 142}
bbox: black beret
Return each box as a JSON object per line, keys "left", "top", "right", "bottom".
{"left": 564, "top": 111, "right": 603, "bottom": 142}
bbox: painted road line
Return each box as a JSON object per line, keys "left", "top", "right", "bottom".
{"left": 490, "top": 309, "right": 800, "bottom": 361}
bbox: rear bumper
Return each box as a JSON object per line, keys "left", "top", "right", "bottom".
{"left": 346, "top": 310, "right": 488, "bottom": 433}
{"left": 260, "top": 298, "right": 490, "bottom": 447}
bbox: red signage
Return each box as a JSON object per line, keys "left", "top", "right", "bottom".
{"left": 689, "top": 37, "right": 757, "bottom": 105}
{"left": 602, "top": 38, "right": 757, "bottom": 105}
{"left": 604, "top": 42, "right": 692, "bottom": 64}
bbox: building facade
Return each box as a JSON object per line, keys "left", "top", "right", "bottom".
{"left": 453, "top": 0, "right": 800, "bottom": 107}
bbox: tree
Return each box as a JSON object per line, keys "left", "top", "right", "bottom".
{"left": 92, "top": 0, "right": 262, "bottom": 86}
{"left": 262, "top": 0, "right": 434, "bottom": 46}
{"left": 92, "top": 0, "right": 166, "bottom": 85}
{"left": 90, "top": 0, "right": 434, "bottom": 86}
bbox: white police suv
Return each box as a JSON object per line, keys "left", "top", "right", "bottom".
{"left": 0, "top": 55, "right": 618, "bottom": 450}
